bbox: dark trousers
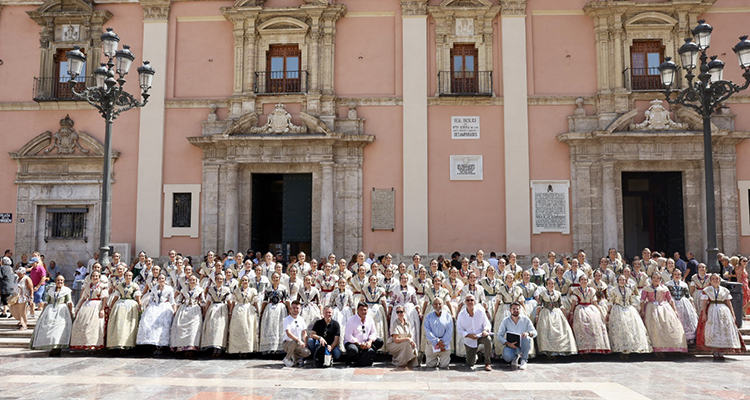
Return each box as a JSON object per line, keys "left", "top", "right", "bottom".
{"left": 344, "top": 338, "right": 384, "bottom": 366}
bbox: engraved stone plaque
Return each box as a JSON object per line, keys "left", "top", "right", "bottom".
{"left": 531, "top": 180, "right": 570, "bottom": 234}
{"left": 451, "top": 116, "right": 480, "bottom": 139}
{"left": 371, "top": 188, "right": 395, "bottom": 231}
{"left": 450, "top": 155, "right": 483, "bottom": 181}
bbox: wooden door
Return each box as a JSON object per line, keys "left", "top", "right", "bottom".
{"left": 266, "top": 45, "right": 301, "bottom": 93}
{"left": 630, "top": 40, "right": 663, "bottom": 90}
{"left": 450, "top": 44, "right": 478, "bottom": 94}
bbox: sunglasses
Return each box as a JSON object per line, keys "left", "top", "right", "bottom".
{"left": 361, "top": 325, "right": 366, "bottom": 333}
{"left": 396, "top": 310, "right": 404, "bottom": 314}
{"left": 466, "top": 299, "right": 475, "bottom": 302}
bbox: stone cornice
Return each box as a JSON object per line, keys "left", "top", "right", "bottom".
{"left": 557, "top": 129, "right": 750, "bottom": 148}
{"left": 400, "top": 0, "right": 428, "bottom": 16}
{"left": 140, "top": 0, "right": 172, "bottom": 21}
{"left": 501, "top": 0, "right": 526, "bottom": 16}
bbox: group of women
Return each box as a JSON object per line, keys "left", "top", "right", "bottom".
{"left": 23, "top": 249, "right": 746, "bottom": 361}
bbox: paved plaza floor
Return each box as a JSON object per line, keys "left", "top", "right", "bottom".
{"left": 0, "top": 349, "right": 747, "bottom": 400}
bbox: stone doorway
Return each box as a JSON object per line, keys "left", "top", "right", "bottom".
{"left": 251, "top": 173, "right": 312, "bottom": 260}
{"left": 622, "top": 171, "right": 685, "bottom": 260}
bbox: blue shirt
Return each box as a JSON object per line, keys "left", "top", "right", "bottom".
{"left": 424, "top": 309, "right": 453, "bottom": 351}
{"left": 497, "top": 314, "right": 537, "bottom": 346}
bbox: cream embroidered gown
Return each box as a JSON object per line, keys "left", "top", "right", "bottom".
{"left": 666, "top": 279, "right": 699, "bottom": 342}
{"left": 570, "top": 286, "right": 611, "bottom": 354}
{"left": 31, "top": 286, "right": 73, "bottom": 350}
{"left": 640, "top": 284, "right": 687, "bottom": 352}
{"left": 535, "top": 289, "right": 577, "bottom": 356}
{"left": 607, "top": 285, "right": 652, "bottom": 354}
{"left": 201, "top": 285, "right": 231, "bottom": 350}
{"left": 259, "top": 285, "right": 289, "bottom": 353}
{"left": 700, "top": 285, "right": 742, "bottom": 352}
{"left": 478, "top": 276, "right": 501, "bottom": 325}
{"left": 170, "top": 286, "right": 205, "bottom": 352}
{"left": 297, "top": 286, "right": 322, "bottom": 328}
{"left": 227, "top": 286, "right": 260, "bottom": 354}
{"left": 136, "top": 285, "right": 175, "bottom": 347}
{"left": 70, "top": 282, "right": 108, "bottom": 350}
{"left": 329, "top": 287, "right": 355, "bottom": 351}
{"left": 107, "top": 282, "right": 141, "bottom": 350}
{"left": 362, "top": 285, "right": 389, "bottom": 352}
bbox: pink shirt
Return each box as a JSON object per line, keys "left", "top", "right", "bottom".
{"left": 30, "top": 265, "right": 46, "bottom": 287}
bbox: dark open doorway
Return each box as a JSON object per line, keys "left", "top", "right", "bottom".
{"left": 622, "top": 171, "right": 685, "bottom": 261}
{"left": 251, "top": 173, "right": 312, "bottom": 262}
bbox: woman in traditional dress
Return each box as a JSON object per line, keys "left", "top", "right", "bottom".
{"left": 225, "top": 269, "right": 239, "bottom": 294}
{"left": 136, "top": 273, "right": 176, "bottom": 354}
{"left": 412, "top": 267, "right": 431, "bottom": 302}
{"left": 478, "top": 266, "right": 501, "bottom": 325}
{"left": 690, "top": 263, "right": 711, "bottom": 315}
{"left": 362, "top": 274, "right": 389, "bottom": 352}
{"left": 170, "top": 274, "right": 205, "bottom": 355}
{"left": 493, "top": 272, "right": 525, "bottom": 350}
{"left": 552, "top": 265, "right": 573, "bottom": 318}
{"left": 10, "top": 267, "right": 33, "bottom": 331}
{"left": 316, "top": 262, "right": 338, "bottom": 304}
{"left": 640, "top": 272, "right": 688, "bottom": 357}
{"left": 30, "top": 275, "right": 73, "bottom": 355}
{"left": 251, "top": 265, "right": 270, "bottom": 296}
{"left": 443, "top": 267, "right": 464, "bottom": 312}
{"left": 697, "top": 273, "right": 745, "bottom": 360}
{"left": 297, "top": 275, "right": 322, "bottom": 328}
{"left": 329, "top": 277, "right": 355, "bottom": 351}
{"left": 535, "top": 278, "right": 577, "bottom": 357}
{"left": 349, "top": 265, "right": 368, "bottom": 304}
{"left": 666, "top": 268, "right": 698, "bottom": 343}
{"left": 569, "top": 275, "right": 611, "bottom": 354}
{"left": 660, "top": 258, "right": 678, "bottom": 284}
{"left": 507, "top": 252, "right": 524, "bottom": 281}
{"left": 426, "top": 259, "right": 445, "bottom": 282}
{"left": 228, "top": 275, "right": 260, "bottom": 356}
{"left": 107, "top": 271, "right": 142, "bottom": 352}
{"left": 259, "top": 272, "right": 290, "bottom": 353}
{"left": 201, "top": 273, "right": 231, "bottom": 355}
{"left": 388, "top": 305, "right": 419, "bottom": 368}
{"left": 335, "top": 258, "right": 352, "bottom": 282}
{"left": 379, "top": 267, "right": 397, "bottom": 304}
{"left": 70, "top": 271, "right": 108, "bottom": 351}
{"left": 529, "top": 257, "right": 546, "bottom": 286}
{"left": 590, "top": 269, "right": 610, "bottom": 319}
{"left": 516, "top": 270, "right": 539, "bottom": 319}
{"left": 607, "top": 275, "right": 651, "bottom": 356}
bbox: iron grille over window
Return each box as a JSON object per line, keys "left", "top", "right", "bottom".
{"left": 172, "top": 193, "right": 192, "bottom": 228}
{"left": 45, "top": 207, "right": 87, "bottom": 242}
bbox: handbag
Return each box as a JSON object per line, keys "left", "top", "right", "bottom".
{"left": 6, "top": 293, "right": 19, "bottom": 306}
{"left": 322, "top": 347, "right": 333, "bottom": 368}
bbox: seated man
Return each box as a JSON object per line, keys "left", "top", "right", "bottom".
{"left": 423, "top": 297, "right": 453, "bottom": 369}
{"left": 497, "top": 301, "right": 537, "bottom": 370}
{"left": 344, "top": 302, "right": 384, "bottom": 366}
{"left": 282, "top": 300, "right": 311, "bottom": 367}
{"left": 456, "top": 294, "right": 492, "bottom": 371}
{"left": 308, "top": 305, "right": 342, "bottom": 366}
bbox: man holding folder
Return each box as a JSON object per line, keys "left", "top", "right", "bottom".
{"left": 497, "top": 301, "right": 537, "bottom": 370}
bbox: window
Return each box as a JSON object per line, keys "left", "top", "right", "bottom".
{"left": 172, "top": 193, "right": 192, "bottom": 228}
{"left": 45, "top": 207, "right": 88, "bottom": 241}
{"left": 50, "top": 48, "right": 87, "bottom": 99}
{"left": 163, "top": 184, "right": 201, "bottom": 238}
{"left": 451, "top": 44, "right": 478, "bottom": 94}
{"left": 266, "top": 45, "right": 302, "bottom": 93}
{"left": 630, "top": 40, "right": 664, "bottom": 91}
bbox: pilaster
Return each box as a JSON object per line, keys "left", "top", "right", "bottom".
{"left": 320, "top": 161, "right": 334, "bottom": 257}
{"left": 223, "top": 163, "right": 240, "bottom": 252}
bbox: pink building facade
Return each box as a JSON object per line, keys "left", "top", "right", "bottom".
{"left": 1, "top": 0, "right": 749, "bottom": 274}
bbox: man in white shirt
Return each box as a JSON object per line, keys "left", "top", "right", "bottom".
{"left": 282, "top": 300, "right": 311, "bottom": 367}
{"left": 344, "top": 302, "right": 383, "bottom": 366}
{"left": 497, "top": 302, "right": 537, "bottom": 370}
{"left": 87, "top": 252, "right": 99, "bottom": 271}
{"left": 365, "top": 252, "right": 376, "bottom": 266}
{"left": 456, "top": 294, "right": 492, "bottom": 371}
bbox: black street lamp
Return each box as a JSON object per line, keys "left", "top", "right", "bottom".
{"left": 658, "top": 21, "right": 750, "bottom": 274}
{"left": 66, "top": 27, "right": 156, "bottom": 268}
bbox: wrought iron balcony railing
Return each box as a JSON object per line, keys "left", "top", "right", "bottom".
{"left": 33, "top": 76, "right": 93, "bottom": 101}
{"left": 623, "top": 67, "right": 682, "bottom": 91}
{"left": 438, "top": 71, "right": 493, "bottom": 96}
{"left": 254, "top": 71, "right": 308, "bottom": 94}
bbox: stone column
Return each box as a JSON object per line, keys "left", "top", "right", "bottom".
{"left": 320, "top": 161, "right": 334, "bottom": 257}
{"left": 718, "top": 159, "right": 739, "bottom": 255}
{"left": 202, "top": 164, "right": 220, "bottom": 253}
{"left": 244, "top": 22, "right": 256, "bottom": 95}
{"left": 309, "top": 27, "right": 320, "bottom": 93}
{"left": 601, "top": 162, "right": 617, "bottom": 254}
{"left": 501, "top": 0, "right": 531, "bottom": 254}
{"left": 224, "top": 163, "right": 240, "bottom": 253}
{"left": 401, "top": 0, "right": 429, "bottom": 255}
{"left": 135, "top": 0, "right": 171, "bottom": 257}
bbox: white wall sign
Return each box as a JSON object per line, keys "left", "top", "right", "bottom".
{"left": 531, "top": 180, "right": 570, "bottom": 234}
{"left": 0, "top": 213, "right": 11, "bottom": 223}
{"left": 451, "top": 116, "right": 480, "bottom": 139}
{"left": 450, "top": 155, "right": 483, "bottom": 181}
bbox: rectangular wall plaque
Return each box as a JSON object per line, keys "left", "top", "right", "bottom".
{"left": 450, "top": 155, "right": 483, "bottom": 181}
{"left": 531, "top": 180, "right": 570, "bottom": 234}
{"left": 371, "top": 188, "right": 395, "bottom": 231}
{"left": 451, "top": 116, "right": 480, "bottom": 139}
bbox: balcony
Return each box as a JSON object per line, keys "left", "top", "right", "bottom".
{"left": 438, "top": 71, "right": 493, "bottom": 96}
{"left": 623, "top": 67, "right": 681, "bottom": 91}
{"left": 33, "top": 76, "right": 92, "bottom": 101}
{"left": 254, "top": 71, "right": 308, "bottom": 94}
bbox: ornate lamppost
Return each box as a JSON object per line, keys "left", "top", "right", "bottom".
{"left": 66, "top": 28, "right": 156, "bottom": 268}
{"left": 658, "top": 21, "right": 750, "bottom": 273}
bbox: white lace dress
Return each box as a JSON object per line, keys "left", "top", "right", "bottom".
{"left": 666, "top": 279, "right": 699, "bottom": 342}
{"left": 607, "top": 286, "right": 652, "bottom": 354}
{"left": 227, "top": 286, "right": 260, "bottom": 354}
{"left": 136, "top": 285, "right": 175, "bottom": 346}
{"left": 259, "top": 285, "right": 289, "bottom": 353}
{"left": 700, "top": 286, "right": 743, "bottom": 352}
{"left": 297, "top": 287, "right": 322, "bottom": 328}
{"left": 30, "top": 287, "right": 73, "bottom": 350}
{"left": 70, "top": 283, "right": 108, "bottom": 350}
{"left": 106, "top": 282, "right": 141, "bottom": 350}
{"left": 170, "top": 286, "right": 204, "bottom": 352}
{"left": 328, "top": 288, "right": 355, "bottom": 351}
{"left": 201, "top": 285, "right": 231, "bottom": 350}
{"left": 535, "top": 289, "right": 577, "bottom": 356}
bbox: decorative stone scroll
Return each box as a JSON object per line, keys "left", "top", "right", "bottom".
{"left": 371, "top": 188, "right": 395, "bottom": 231}
{"left": 401, "top": 0, "right": 428, "bottom": 16}
{"left": 629, "top": 99, "right": 687, "bottom": 131}
{"left": 43, "top": 115, "right": 90, "bottom": 155}
{"left": 531, "top": 180, "right": 570, "bottom": 234}
{"left": 223, "top": 104, "right": 333, "bottom": 135}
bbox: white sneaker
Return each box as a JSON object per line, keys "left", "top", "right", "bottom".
{"left": 283, "top": 357, "right": 294, "bottom": 367}
{"left": 519, "top": 359, "right": 527, "bottom": 370}
{"left": 510, "top": 354, "right": 520, "bottom": 370}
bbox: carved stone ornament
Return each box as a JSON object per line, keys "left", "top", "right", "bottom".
{"left": 225, "top": 104, "right": 335, "bottom": 135}
{"left": 401, "top": 0, "right": 428, "bottom": 16}
{"left": 43, "top": 115, "right": 90, "bottom": 155}
{"left": 140, "top": 0, "right": 172, "bottom": 21}
{"left": 629, "top": 99, "right": 687, "bottom": 131}
{"left": 501, "top": 0, "right": 526, "bottom": 16}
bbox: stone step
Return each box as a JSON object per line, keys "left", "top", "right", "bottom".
{"left": 0, "top": 338, "right": 30, "bottom": 348}
{"left": 0, "top": 329, "right": 33, "bottom": 338}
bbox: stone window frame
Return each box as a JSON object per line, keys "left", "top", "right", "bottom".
{"left": 428, "top": 0, "right": 500, "bottom": 97}
{"left": 621, "top": 12, "right": 679, "bottom": 92}
{"left": 27, "top": 0, "right": 112, "bottom": 98}
{"left": 739, "top": 180, "right": 750, "bottom": 236}
{"left": 255, "top": 18, "right": 310, "bottom": 93}
{"left": 162, "top": 184, "right": 201, "bottom": 238}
